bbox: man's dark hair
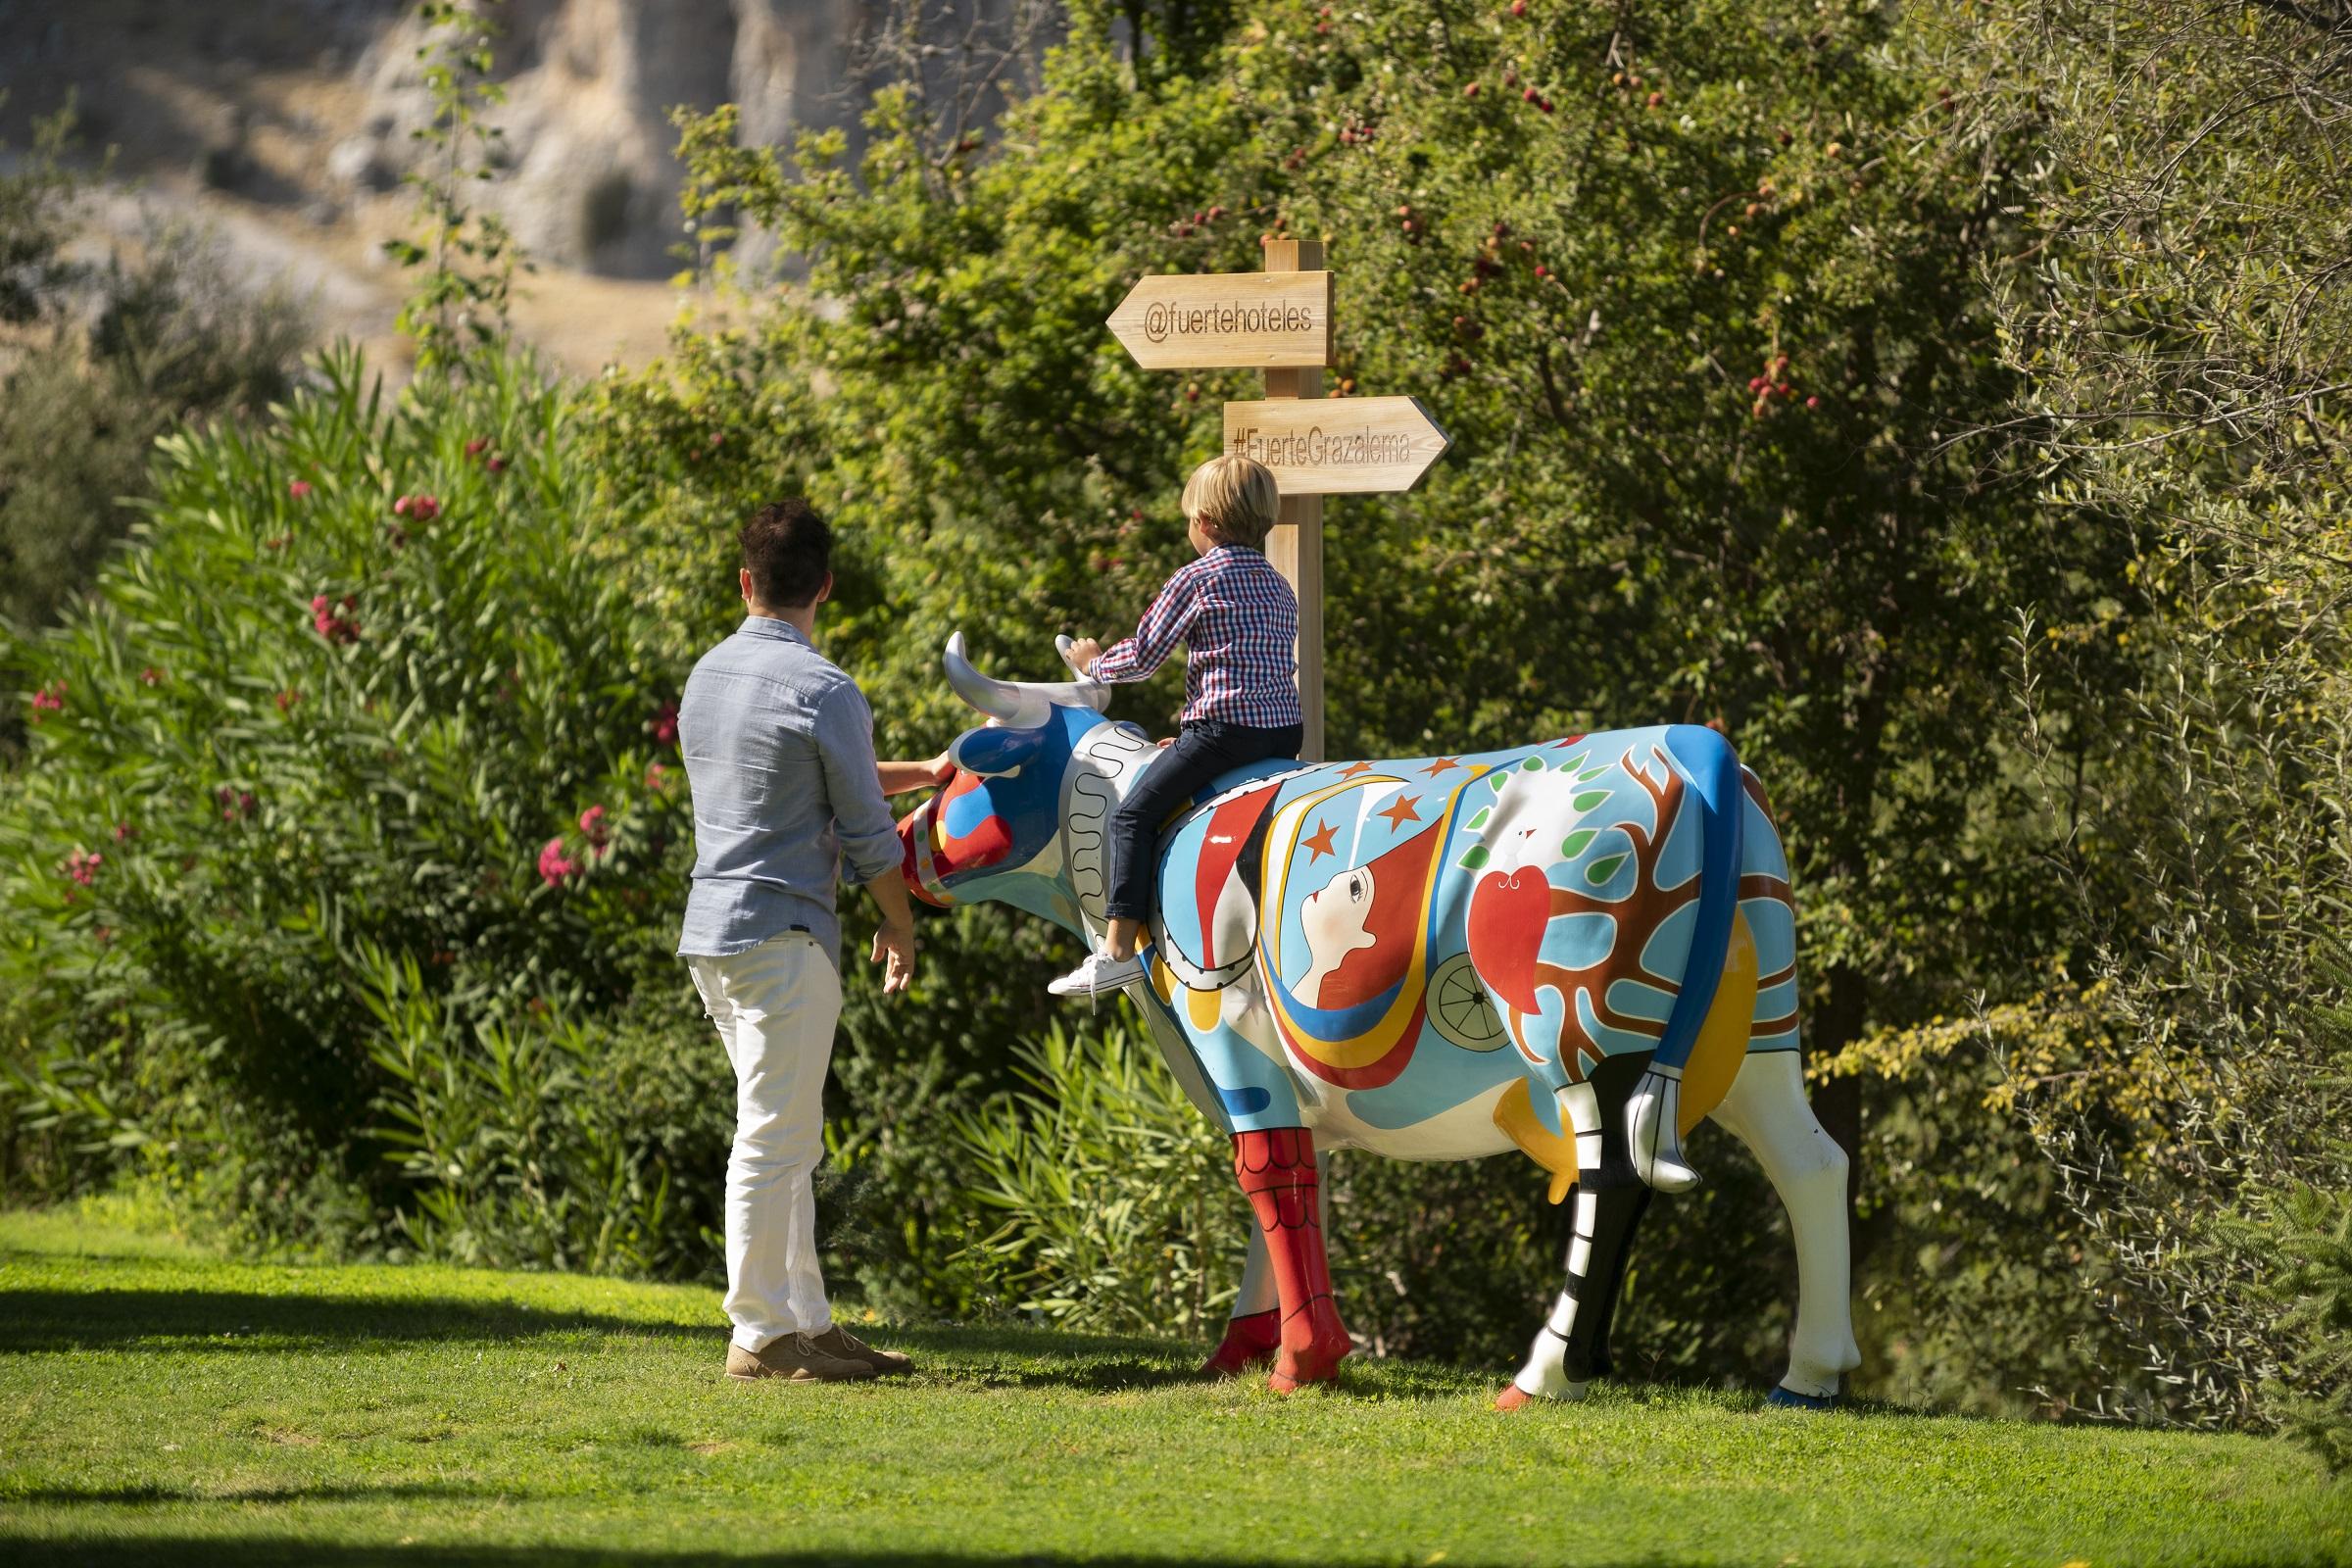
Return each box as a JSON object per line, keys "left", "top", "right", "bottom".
{"left": 740, "top": 499, "right": 832, "bottom": 610}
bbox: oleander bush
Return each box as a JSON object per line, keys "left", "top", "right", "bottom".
{"left": 0, "top": 344, "right": 698, "bottom": 1252}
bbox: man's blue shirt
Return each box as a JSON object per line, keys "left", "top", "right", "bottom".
{"left": 675, "top": 616, "right": 900, "bottom": 964}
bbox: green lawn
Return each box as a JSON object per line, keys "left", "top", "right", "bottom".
{"left": 0, "top": 1207, "right": 2343, "bottom": 1567}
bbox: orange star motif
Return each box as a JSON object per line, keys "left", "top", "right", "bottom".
{"left": 1338, "top": 760, "right": 1376, "bottom": 778}
{"left": 1377, "top": 793, "right": 1422, "bottom": 831}
{"left": 1302, "top": 820, "right": 1338, "bottom": 861}
{"left": 1421, "top": 757, "right": 1461, "bottom": 776}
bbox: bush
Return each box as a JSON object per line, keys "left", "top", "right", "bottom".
{"left": 0, "top": 344, "right": 697, "bottom": 1247}
{"left": 953, "top": 1020, "right": 1245, "bottom": 1338}
{"left": 359, "top": 944, "right": 729, "bottom": 1276}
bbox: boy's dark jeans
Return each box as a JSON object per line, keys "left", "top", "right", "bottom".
{"left": 1105, "top": 718, "right": 1303, "bottom": 923}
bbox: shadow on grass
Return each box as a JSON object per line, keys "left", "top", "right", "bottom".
{"left": 873, "top": 1322, "right": 1210, "bottom": 1392}
{"left": 0, "top": 1548, "right": 1572, "bottom": 1568}
{"left": 9, "top": 1482, "right": 497, "bottom": 1506}
{"left": 0, "top": 1288, "right": 712, "bottom": 1354}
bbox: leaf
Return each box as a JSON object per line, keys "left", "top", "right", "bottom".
{"left": 1560, "top": 828, "right": 1595, "bottom": 858}
{"left": 1586, "top": 854, "right": 1628, "bottom": 886}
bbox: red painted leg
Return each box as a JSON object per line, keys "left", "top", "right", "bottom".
{"left": 1200, "top": 1308, "right": 1281, "bottom": 1378}
{"left": 1233, "top": 1128, "right": 1351, "bottom": 1392}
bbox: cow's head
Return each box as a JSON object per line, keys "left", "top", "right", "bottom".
{"left": 896, "top": 633, "right": 1111, "bottom": 935}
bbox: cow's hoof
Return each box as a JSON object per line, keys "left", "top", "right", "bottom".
{"left": 1765, "top": 1385, "right": 1837, "bottom": 1411}
{"left": 1265, "top": 1367, "right": 1339, "bottom": 1395}
{"left": 1200, "top": 1310, "right": 1281, "bottom": 1380}
{"left": 1494, "top": 1378, "right": 1586, "bottom": 1409}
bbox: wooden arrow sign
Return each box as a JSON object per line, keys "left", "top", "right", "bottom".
{"left": 1222, "top": 396, "right": 1450, "bottom": 496}
{"left": 1107, "top": 270, "right": 1334, "bottom": 369}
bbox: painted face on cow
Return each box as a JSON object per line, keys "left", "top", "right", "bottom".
{"left": 1297, "top": 824, "right": 1439, "bottom": 1010}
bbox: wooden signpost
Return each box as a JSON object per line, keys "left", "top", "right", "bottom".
{"left": 1107, "top": 236, "right": 1449, "bottom": 761}
{"left": 1107, "top": 270, "right": 1334, "bottom": 369}
{"left": 1222, "top": 395, "right": 1451, "bottom": 496}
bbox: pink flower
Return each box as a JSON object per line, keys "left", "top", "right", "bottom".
{"left": 578, "top": 805, "right": 610, "bottom": 849}
{"left": 217, "top": 787, "right": 257, "bottom": 822}
{"left": 289, "top": 480, "right": 314, "bottom": 499}
{"left": 407, "top": 494, "right": 442, "bottom": 522}
{"left": 29, "top": 682, "right": 65, "bottom": 722}
{"left": 644, "top": 762, "right": 669, "bottom": 792}
{"left": 537, "top": 837, "right": 581, "bottom": 886}
{"left": 63, "top": 849, "right": 103, "bottom": 887}
{"left": 140, "top": 667, "right": 165, "bottom": 687}
{"left": 485, "top": 456, "right": 507, "bottom": 473}
{"left": 311, "top": 592, "right": 360, "bottom": 645}
{"left": 651, "top": 701, "right": 679, "bottom": 747}
{"left": 114, "top": 822, "right": 134, "bottom": 843}
{"left": 392, "top": 495, "right": 411, "bottom": 516}
{"left": 464, "top": 437, "right": 489, "bottom": 459}
{"left": 274, "top": 689, "right": 302, "bottom": 712}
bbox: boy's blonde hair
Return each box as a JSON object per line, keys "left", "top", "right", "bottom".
{"left": 1181, "top": 455, "right": 1281, "bottom": 550}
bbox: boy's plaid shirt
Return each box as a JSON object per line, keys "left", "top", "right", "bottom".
{"left": 1090, "top": 544, "right": 1302, "bottom": 727}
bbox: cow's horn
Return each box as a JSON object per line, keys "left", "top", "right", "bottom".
{"left": 943, "top": 632, "right": 1110, "bottom": 726}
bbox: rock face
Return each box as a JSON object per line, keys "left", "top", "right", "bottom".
{"left": 351, "top": 0, "right": 869, "bottom": 277}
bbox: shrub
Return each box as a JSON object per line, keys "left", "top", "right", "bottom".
{"left": 952, "top": 1020, "right": 1247, "bottom": 1338}
{"left": 358, "top": 944, "right": 729, "bottom": 1276}
{"left": 0, "top": 343, "right": 696, "bottom": 1247}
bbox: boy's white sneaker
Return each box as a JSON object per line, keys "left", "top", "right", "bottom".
{"left": 1049, "top": 951, "right": 1147, "bottom": 997}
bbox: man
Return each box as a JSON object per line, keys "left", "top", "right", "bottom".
{"left": 678, "top": 498, "right": 951, "bottom": 1385}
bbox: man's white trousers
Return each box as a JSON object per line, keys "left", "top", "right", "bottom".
{"left": 688, "top": 931, "right": 840, "bottom": 1353}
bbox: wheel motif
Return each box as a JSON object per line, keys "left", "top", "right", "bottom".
{"left": 1429, "top": 952, "right": 1507, "bottom": 1051}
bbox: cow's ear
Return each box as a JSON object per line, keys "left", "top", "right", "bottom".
{"left": 950, "top": 724, "right": 1049, "bottom": 778}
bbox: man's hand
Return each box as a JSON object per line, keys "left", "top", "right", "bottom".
{"left": 877, "top": 751, "right": 958, "bottom": 795}
{"left": 871, "top": 917, "right": 916, "bottom": 996}
{"left": 1065, "top": 635, "right": 1103, "bottom": 674}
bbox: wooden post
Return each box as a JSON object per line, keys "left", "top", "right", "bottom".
{"left": 1259, "top": 235, "right": 1326, "bottom": 762}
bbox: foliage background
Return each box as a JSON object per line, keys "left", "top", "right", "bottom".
{"left": 2, "top": 0, "right": 2343, "bottom": 1462}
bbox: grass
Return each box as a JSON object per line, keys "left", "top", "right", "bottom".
{"left": 0, "top": 1207, "right": 2343, "bottom": 1567}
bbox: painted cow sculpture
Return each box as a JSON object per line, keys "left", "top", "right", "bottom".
{"left": 901, "top": 635, "right": 1861, "bottom": 1406}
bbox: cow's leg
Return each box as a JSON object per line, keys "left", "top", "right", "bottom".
{"left": 1158, "top": 979, "right": 1342, "bottom": 1388}
{"left": 1234, "top": 1126, "right": 1350, "bottom": 1391}
{"left": 1498, "top": 1057, "right": 1650, "bottom": 1407}
{"left": 1711, "top": 1047, "right": 1860, "bottom": 1404}
{"left": 1127, "top": 977, "right": 1300, "bottom": 1378}
{"left": 1201, "top": 1225, "right": 1280, "bottom": 1376}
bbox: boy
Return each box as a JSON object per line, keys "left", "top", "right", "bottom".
{"left": 1051, "top": 455, "right": 1302, "bottom": 997}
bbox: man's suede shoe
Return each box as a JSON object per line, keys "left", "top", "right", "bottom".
{"left": 809, "top": 1322, "right": 914, "bottom": 1377}
{"left": 725, "top": 1333, "right": 878, "bottom": 1384}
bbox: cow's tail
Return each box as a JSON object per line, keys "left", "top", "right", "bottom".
{"left": 1625, "top": 724, "right": 1745, "bottom": 1193}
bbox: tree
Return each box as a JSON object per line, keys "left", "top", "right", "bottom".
{"left": 1932, "top": 0, "right": 2352, "bottom": 1452}
{"left": 644, "top": 0, "right": 2138, "bottom": 1371}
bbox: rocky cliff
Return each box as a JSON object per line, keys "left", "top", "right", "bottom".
{"left": 350, "top": 0, "right": 868, "bottom": 277}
